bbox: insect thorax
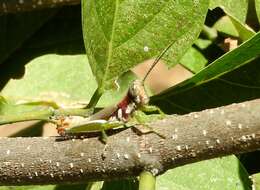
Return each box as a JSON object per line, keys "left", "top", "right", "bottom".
{"left": 108, "top": 80, "right": 149, "bottom": 122}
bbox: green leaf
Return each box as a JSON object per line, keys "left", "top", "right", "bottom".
{"left": 252, "top": 173, "right": 260, "bottom": 190}
{"left": 0, "top": 9, "right": 57, "bottom": 65}
{"left": 1, "top": 54, "right": 96, "bottom": 106}
{"left": 213, "top": 15, "right": 255, "bottom": 42}
{"left": 194, "top": 38, "right": 212, "bottom": 49}
{"left": 86, "top": 182, "right": 104, "bottom": 190}
{"left": 82, "top": 0, "right": 209, "bottom": 89}
{"left": 227, "top": 14, "right": 255, "bottom": 42}
{"left": 209, "top": 0, "right": 248, "bottom": 22}
{"left": 1, "top": 6, "right": 136, "bottom": 109}
{"left": 1, "top": 54, "right": 136, "bottom": 109}
{"left": 157, "top": 156, "right": 251, "bottom": 190}
{"left": 214, "top": 16, "right": 239, "bottom": 37}
{"left": 180, "top": 47, "right": 208, "bottom": 73}
{"left": 151, "top": 32, "right": 260, "bottom": 114}
{"left": 256, "top": 0, "right": 260, "bottom": 24}
{"left": 98, "top": 71, "right": 137, "bottom": 107}
{"left": 210, "top": 1, "right": 254, "bottom": 41}
{"left": 0, "top": 6, "right": 85, "bottom": 92}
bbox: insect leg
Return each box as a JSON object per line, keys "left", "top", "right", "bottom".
{"left": 99, "top": 120, "right": 124, "bottom": 143}
{"left": 132, "top": 111, "right": 166, "bottom": 139}
{"left": 141, "top": 105, "right": 165, "bottom": 118}
{"left": 100, "top": 127, "right": 108, "bottom": 144}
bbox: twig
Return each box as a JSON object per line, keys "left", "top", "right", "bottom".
{"left": 0, "top": 99, "right": 259, "bottom": 185}
{"left": 0, "top": 0, "right": 80, "bottom": 14}
{"left": 0, "top": 108, "right": 92, "bottom": 125}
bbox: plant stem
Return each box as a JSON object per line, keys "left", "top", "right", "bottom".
{"left": 58, "top": 108, "right": 93, "bottom": 117}
{"left": 0, "top": 109, "right": 53, "bottom": 125}
{"left": 0, "top": 108, "right": 92, "bottom": 125}
{"left": 86, "top": 87, "right": 104, "bottom": 109}
{"left": 139, "top": 171, "right": 156, "bottom": 190}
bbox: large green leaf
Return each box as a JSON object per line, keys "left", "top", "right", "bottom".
{"left": 1, "top": 54, "right": 96, "bottom": 105}
{"left": 0, "top": 6, "right": 84, "bottom": 91}
{"left": 0, "top": 7, "right": 101, "bottom": 124}
{"left": 1, "top": 54, "right": 136, "bottom": 109}
{"left": 1, "top": 5, "right": 136, "bottom": 108}
{"left": 157, "top": 156, "right": 251, "bottom": 190}
{"left": 151, "top": 32, "right": 260, "bottom": 114}
{"left": 82, "top": 0, "right": 209, "bottom": 89}
{"left": 209, "top": 0, "right": 248, "bottom": 22}
{"left": 0, "top": 9, "right": 57, "bottom": 65}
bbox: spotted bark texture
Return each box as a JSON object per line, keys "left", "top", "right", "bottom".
{"left": 0, "top": 99, "right": 260, "bottom": 185}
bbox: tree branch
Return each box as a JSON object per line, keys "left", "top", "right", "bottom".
{"left": 0, "top": 0, "right": 80, "bottom": 14}
{"left": 0, "top": 99, "right": 260, "bottom": 185}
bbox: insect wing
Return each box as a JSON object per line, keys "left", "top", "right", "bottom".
{"left": 65, "top": 119, "right": 123, "bottom": 134}
{"left": 89, "top": 105, "right": 118, "bottom": 120}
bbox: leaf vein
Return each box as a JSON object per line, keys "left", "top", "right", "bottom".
{"left": 218, "top": 78, "right": 260, "bottom": 89}
{"left": 102, "top": 0, "right": 119, "bottom": 87}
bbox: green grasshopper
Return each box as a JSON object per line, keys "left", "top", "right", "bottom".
{"left": 56, "top": 43, "right": 172, "bottom": 142}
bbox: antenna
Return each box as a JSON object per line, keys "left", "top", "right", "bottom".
{"left": 142, "top": 42, "right": 174, "bottom": 84}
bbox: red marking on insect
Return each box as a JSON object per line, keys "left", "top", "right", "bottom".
{"left": 108, "top": 80, "right": 149, "bottom": 122}
{"left": 110, "top": 94, "right": 132, "bottom": 121}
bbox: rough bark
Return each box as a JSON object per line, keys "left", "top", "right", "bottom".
{"left": 0, "top": 99, "right": 259, "bottom": 185}
{"left": 0, "top": 0, "right": 79, "bottom": 14}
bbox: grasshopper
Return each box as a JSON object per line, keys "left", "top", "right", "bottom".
{"left": 56, "top": 43, "right": 172, "bottom": 142}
